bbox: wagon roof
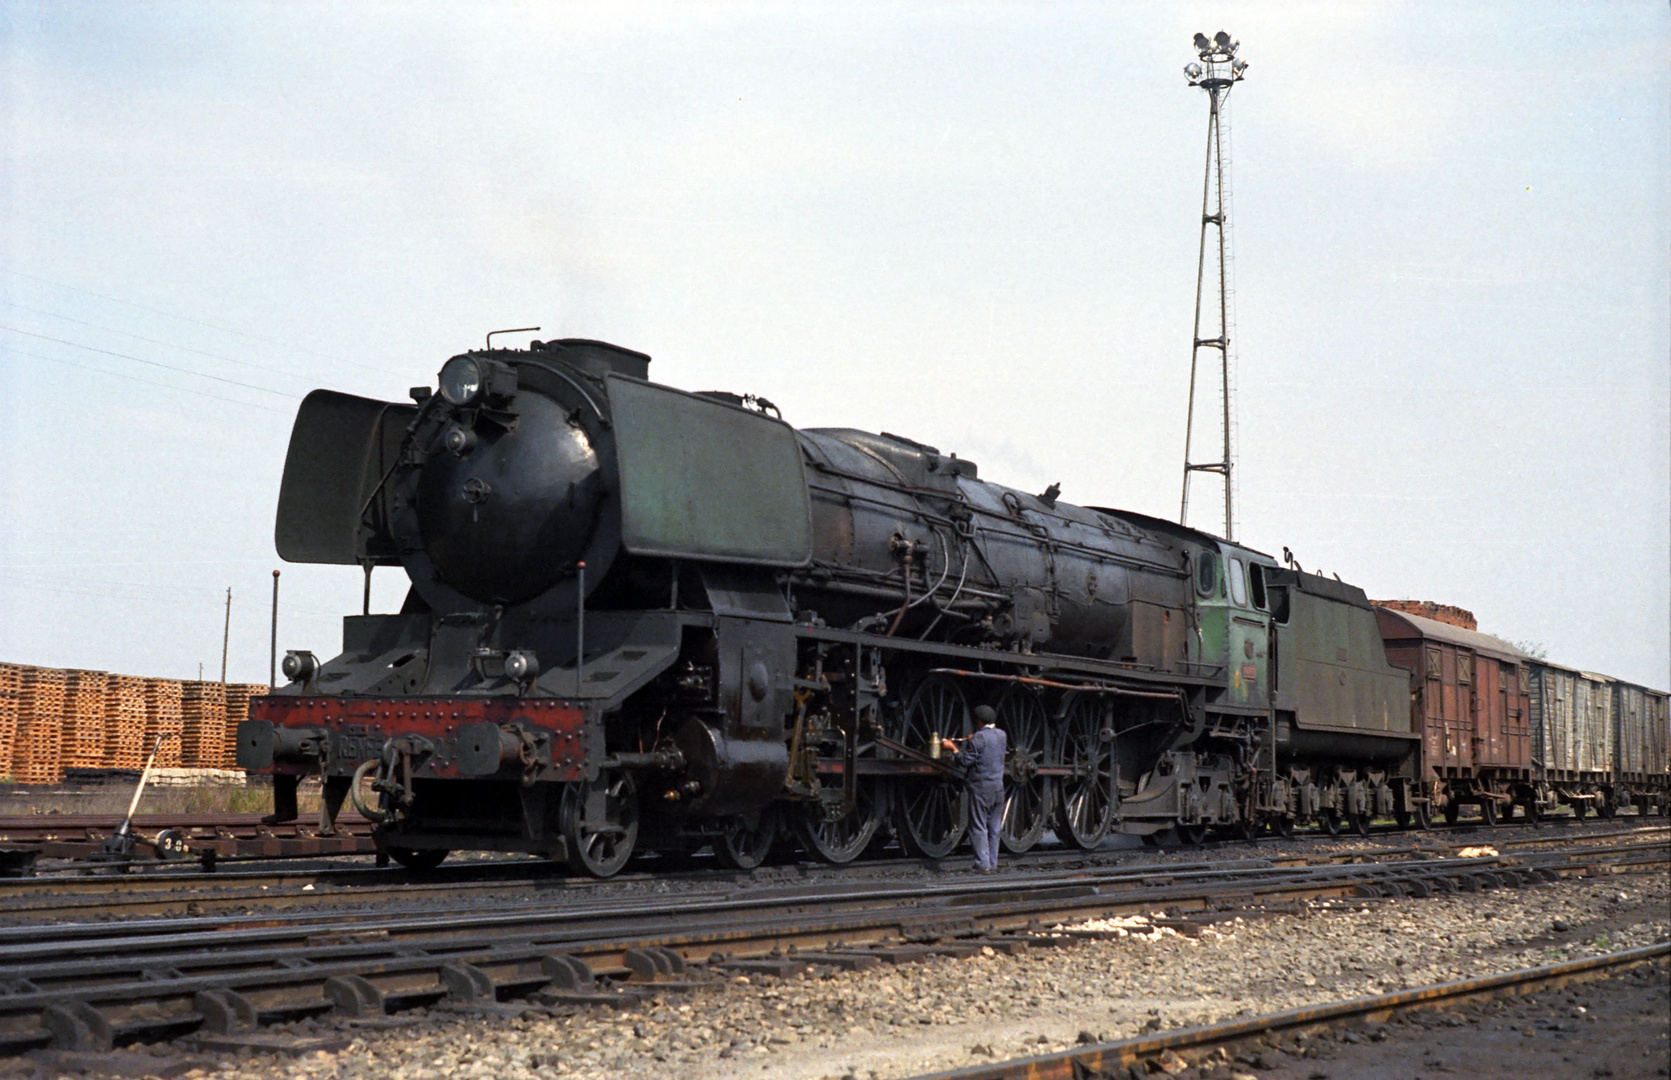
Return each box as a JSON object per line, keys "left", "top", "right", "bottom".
{"left": 1376, "top": 608, "right": 1527, "bottom": 662}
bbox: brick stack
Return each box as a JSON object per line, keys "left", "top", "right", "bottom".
{"left": 0, "top": 664, "right": 21, "bottom": 779}
{"left": 222, "top": 683, "right": 268, "bottom": 768}
{"left": 61, "top": 669, "right": 112, "bottom": 770}
{"left": 141, "top": 678, "right": 184, "bottom": 768}
{"left": 15, "top": 667, "right": 68, "bottom": 784}
{"left": 102, "top": 675, "right": 149, "bottom": 770}
{"left": 179, "top": 681, "right": 228, "bottom": 768}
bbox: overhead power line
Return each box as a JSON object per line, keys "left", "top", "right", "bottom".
{"left": 0, "top": 342, "right": 289, "bottom": 414}
{"left": 0, "top": 268, "right": 405, "bottom": 378}
{"left": 0, "top": 325, "right": 297, "bottom": 398}
{"left": 0, "top": 300, "right": 315, "bottom": 384}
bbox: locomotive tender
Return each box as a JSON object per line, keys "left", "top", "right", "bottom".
{"left": 240, "top": 339, "right": 1667, "bottom": 874}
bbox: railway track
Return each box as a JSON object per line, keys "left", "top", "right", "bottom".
{"left": 0, "top": 818, "right": 1662, "bottom": 924}
{"left": 0, "top": 831, "right": 1662, "bottom": 1056}
{"left": 0, "top": 804, "right": 1658, "bottom": 878}
{"left": 907, "top": 942, "right": 1671, "bottom": 1080}
{"left": 0, "top": 819, "right": 1661, "bottom": 923}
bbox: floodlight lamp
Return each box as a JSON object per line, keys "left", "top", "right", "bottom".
{"left": 1232, "top": 59, "right": 1248, "bottom": 75}
{"left": 1184, "top": 62, "right": 1204, "bottom": 80}
{"left": 1214, "top": 30, "right": 1231, "bottom": 49}
{"left": 1193, "top": 32, "right": 1210, "bottom": 51}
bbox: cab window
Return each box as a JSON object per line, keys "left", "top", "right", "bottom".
{"left": 1269, "top": 585, "right": 1291, "bottom": 624}
{"left": 1195, "top": 551, "right": 1219, "bottom": 596}
{"left": 1248, "top": 563, "right": 1267, "bottom": 609}
{"left": 1227, "top": 558, "right": 1248, "bottom": 607}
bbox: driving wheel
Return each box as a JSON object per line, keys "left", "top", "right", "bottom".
{"left": 890, "top": 675, "right": 969, "bottom": 859}
{"left": 1053, "top": 693, "right": 1116, "bottom": 850}
{"left": 994, "top": 684, "right": 1053, "bottom": 854}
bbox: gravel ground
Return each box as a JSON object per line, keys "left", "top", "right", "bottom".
{"left": 28, "top": 863, "right": 1653, "bottom": 1080}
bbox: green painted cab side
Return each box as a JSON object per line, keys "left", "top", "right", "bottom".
{"left": 1190, "top": 543, "right": 1274, "bottom": 709}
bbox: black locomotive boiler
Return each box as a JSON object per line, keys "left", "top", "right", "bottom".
{"left": 241, "top": 338, "right": 1429, "bottom": 874}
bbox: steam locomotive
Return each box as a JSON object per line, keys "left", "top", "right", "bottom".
{"left": 239, "top": 339, "right": 1666, "bottom": 874}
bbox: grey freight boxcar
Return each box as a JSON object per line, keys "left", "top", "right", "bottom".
{"left": 1526, "top": 662, "right": 1618, "bottom": 817}
{"left": 1612, "top": 681, "right": 1670, "bottom": 815}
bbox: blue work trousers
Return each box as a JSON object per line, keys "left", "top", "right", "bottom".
{"left": 969, "top": 782, "right": 1004, "bottom": 871}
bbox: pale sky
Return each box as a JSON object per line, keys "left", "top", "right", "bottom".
{"left": 2, "top": 2, "right": 1667, "bottom": 687}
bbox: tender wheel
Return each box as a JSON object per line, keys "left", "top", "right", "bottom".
{"left": 1320, "top": 809, "right": 1343, "bottom": 837}
{"left": 1412, "top": 803, "right": 1433, "bottom": 830}
{"left": 1179, "top": 823, "right": 1208, "bottom": 846}
{"left": 560, "top": 769, "right": 639, "bottom": 878}
{"left": 1479, "top": 798, "right": 1498, "bottom": 827}
{"left": 795, "top": 780, "right": 885, "bottom": 864}
{"left": 1443, "top": 800, "right": 1461, "bottom": 826}
{"left": 1572, "top": 797, "right": 1589, "bottom": 820}
{"left": 1522, "top": 799, "right": 1543, "bottom": 824}
{"left": 1394, "top": 810, "right": 1411, "bottom": 829}
{"left": 1271, "top": 816, "right": 1296, "bottom": 838}
{"left": 1054, "top": 693, "right": 1116, "bottom": 850}
{"left": 994, "top": 685, "right": 1053, "bottom": 854}
{"left": 1597, "top": 794, "right": 1616, "bottom": 819}
{"left": 1350, "top": 812, "right": 1372, "bottom": 837}
{"left": 385, "top": 845, "right": 449, "bottom": 871}
{"left": 890, "top": 675, "right": 969, "bottom": 859}
{"left": 714, "top": 807, "right": 778, "bottom": 871}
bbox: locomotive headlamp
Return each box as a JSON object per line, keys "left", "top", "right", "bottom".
{"left": 281, "top": 650, "right": 318, "bottom": 683}
{"left": 504, "top": 650, "right": 540, "bottom": 682}
{"left": 438, "top": 356, "right": 484, "bottom": 406}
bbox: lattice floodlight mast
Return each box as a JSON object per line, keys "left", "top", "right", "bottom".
{"left": 1179, "top": 30, "right": 1247, "bottom": 540}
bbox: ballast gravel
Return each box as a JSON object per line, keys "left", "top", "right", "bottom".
{"left": 132, "top": 865, "right": 1670, "bottom": 1080}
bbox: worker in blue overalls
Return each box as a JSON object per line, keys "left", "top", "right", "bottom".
{"left": 942, "top": 705, "right": 1008, "bottom": 872}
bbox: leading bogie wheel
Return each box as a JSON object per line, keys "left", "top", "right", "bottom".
{"left": 560, "top": 769, "right": 639, "bottom": 878}
{"left": 1053, "top": 693, "right": 1116, "bottom": 850}
{"left": 994, "top": 684, "right": 1053, "bottom": 854}
{"left": 795, "top": 780, "right": 886, "bottom": 864}
{"left": 714, "top": 806, "right": 778, "bottom": 871}
{"left": 890, "top": 675, "right": 970, "bottom": 859}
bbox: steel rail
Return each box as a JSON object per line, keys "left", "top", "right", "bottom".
{"left": 0, "top": 821, "right": 1661, "bottom": 925}
{"left": 1, "top": 841, "right": 1660, "bottom": 1055}
{"left": 905, "top": 943, "right": 1671, "bottom": 1080}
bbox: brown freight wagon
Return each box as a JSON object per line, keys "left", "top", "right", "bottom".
{"left": 1374, "top": 609, "right": 1534, "bottom": 824}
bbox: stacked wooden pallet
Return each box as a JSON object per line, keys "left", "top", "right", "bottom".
{"left": 103, "top": 674, "right": 149, "bottom": 770}
{"left": 61, "top": 670, "right": 111, "bottom": 770}
{"left": 0, "top": 664, "right": 21, "bottom": 779}
{"left": 142, "top": 678, "right": 184, "bottom": 769}
{"left": 179, "top": 681, "right": 228, "bottom": 769}
{"left": 222, "top": 683, "right": 269, "bottom": 768}
{"left": 15, "top": 668, "right": 68, "bottom": 784}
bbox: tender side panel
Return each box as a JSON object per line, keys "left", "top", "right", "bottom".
{"left": 1281, "top": 589, "right": 1408, "bottom": 733}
